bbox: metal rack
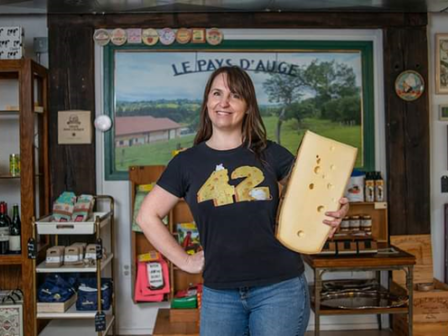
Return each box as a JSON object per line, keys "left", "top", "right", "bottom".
{"left": 29, "top": 195, "right": 116, "bottom": 336}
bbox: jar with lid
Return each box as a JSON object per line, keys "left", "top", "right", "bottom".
{"left": 340, "top": 216, "right": 350, "bottom": 232}
{"left": 360, "top": 214, "right": 373, "bottom": 235}
{"left": 349, "top": 215, "right": 361, "bottom": 231}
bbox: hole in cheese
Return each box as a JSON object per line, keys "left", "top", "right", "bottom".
{"left": 316, "top": 158, "right": 321, "bottom": 164}
{"left": 314, "top": 166, "right": 321, "bottom": 174}
{"left": 309, "top": 183, "right": 314, "bottom": 190}
{"left": 297, "top": 230, "right": 305, "bottom": 237}
{"left": 330, "top": 164, "right": 336, "bottom": 170}
{"left": 327, "top": 183, "right": 334, "bottom": 190}
{"left": 317, "top": 205, "right": 325, "bottom": 212}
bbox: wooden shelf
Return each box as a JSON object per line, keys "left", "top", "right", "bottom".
{"left": 0, "top": 175, "right": 20, "bottom": 179}
{"left": 0, "top": 58, "right": 50, "bottom": 336}
{"left": 0, "top": 173, "right": 44, "bottom": 179}
{"left": 0, "top": 254, "right": 22, "bottom": 265}
{"left": 310, "top": 304, "right": 409, "bottom": 315}
{"left": 37, "top": 305, "right": 112, "bottom": 319}
{"left": 36, "top": 253, "right": 114, "bottom": 273}
{"left": 346, "top": 201, "right": 388, "bottom": 242}
{"left": 39, "top": 316, "right": 115, "bottom": 336}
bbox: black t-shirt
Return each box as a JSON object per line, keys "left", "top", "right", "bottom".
{"left": 157, "top": 141, "right": 304, "bottom": 289}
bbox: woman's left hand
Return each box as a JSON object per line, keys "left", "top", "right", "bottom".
{"left": 323, "top": 197, "right": 349, "bottom": 238}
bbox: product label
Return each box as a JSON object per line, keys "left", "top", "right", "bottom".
{"left": 9, "top": 236, "right": 20, "bottom": 251}
{"left": 365, "top": 181, "right": 375, "bottom": 202}
{"left": 375, "top": 181, "right": 384, "bottom": 202}
{"left": 46, "top": 256, "right": 62, "bottom": 263}
{"left": 64, "top": 255, "right": 79, "bottom": 262}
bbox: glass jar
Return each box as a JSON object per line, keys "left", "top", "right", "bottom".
{"left": 360, "top": 214, "right": 372, "bottom": 235}
{"left": 340, "top": 216, "right": 350, "bottom": 232}
{"left": 349, "top": 215, "right": 361, "bottom": 231}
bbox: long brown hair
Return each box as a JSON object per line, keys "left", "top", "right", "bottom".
{"left": 194, "top": 66, "right": 267, "bottom": 157}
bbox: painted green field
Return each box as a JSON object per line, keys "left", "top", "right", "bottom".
{"left": 115, "top": 116, "right": 362, "bottom": 171}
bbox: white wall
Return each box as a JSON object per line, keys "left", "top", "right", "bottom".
{"left": 0, "top": 15, "right": 48, "bottom": 66}
{"left": 429, "top": 13, "right": 448, "bottom": 281}
{"left": 95, "top": 28, "right": 386, "bottom": 334}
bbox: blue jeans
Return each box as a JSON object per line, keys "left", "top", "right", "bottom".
{"left": 200, "top": 274, "right": 310, "bottom": 336}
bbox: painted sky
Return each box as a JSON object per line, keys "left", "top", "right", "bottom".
{"left": 115, "top": 51, "right": 362, "bottom": 105}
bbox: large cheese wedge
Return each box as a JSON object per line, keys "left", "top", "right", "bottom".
{"left": 276, "top": 130, "right": 358, "bottom": 254}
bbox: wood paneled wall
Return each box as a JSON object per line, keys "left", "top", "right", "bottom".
{"left": 48, "top": 12, "right": 430, "bottom": 235}
{"left": 47, "top": 24, "right": 96, "bottom": 198}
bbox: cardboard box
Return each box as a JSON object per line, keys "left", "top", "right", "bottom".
{"left": 0, "top": 27, "right": 24, "bottom": 60}
{"left": 64, "top": 246, "right": 83, "bottom": 265}
{"left": 45, "top": 246, "right": 65, "bottom": 267}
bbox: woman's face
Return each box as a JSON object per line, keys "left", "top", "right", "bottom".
{"left": 206, "top": 73, "right": 247, "bottom": 133}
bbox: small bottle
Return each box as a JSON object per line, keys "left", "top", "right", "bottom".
{"left": 0, "top": 202, "right": 11, "bottom": 254}
{"left": 365, "top": 172, "right": 375, "bottom": 202}
{"left": 9, "top": 204, "right": 21, "bottom": 254}
{"left": 375, "top": 171, "right": 384, "bottom": 202}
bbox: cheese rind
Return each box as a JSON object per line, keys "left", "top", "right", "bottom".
{"left": 276, "top": 130, "right": 358, "bottom": 254}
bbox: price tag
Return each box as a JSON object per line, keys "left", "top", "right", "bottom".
{"left": 96, "top": 238, "right": 103, "bottom": 260}
{"left": 95, "top": 311, "right": 106, "bottom": 332}
{"left": 27, "top": 238, "right": 36, "bottom": 259}
{"left": 442, "top": 176, "right": 448, "bottom": 193}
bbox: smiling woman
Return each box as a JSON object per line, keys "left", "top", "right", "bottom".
{"left": 103, "top": 40, "right": 375, "bottom": 180}
{"left": 206, "top": 72, "right": 248, "bottom": 135}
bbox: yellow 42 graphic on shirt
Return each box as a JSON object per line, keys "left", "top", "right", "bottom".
{"left": 197, "top": 165, "right": 271, "bottom": 207}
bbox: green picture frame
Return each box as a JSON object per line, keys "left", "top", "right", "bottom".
{"left": 103, "top": 40, "right": 375, "bottom": 180}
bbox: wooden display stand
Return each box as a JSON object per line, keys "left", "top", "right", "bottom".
{"left": 321, "top": 201, "right": 388, "bottom": 255}
{"left": 391, "top": 235, "right": 448, "bottom": 336}
{"left": 347, "top": 202, "right": 388, "bottom": 242}
{"left": 129, "top": 166, "right": 202, "bottom": 333}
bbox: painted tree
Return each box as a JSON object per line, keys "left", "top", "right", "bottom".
{"left": 263, "top": 67, "right": 306, "bottom": 144}
{"left": 304, "top": 60, "right": 360, "bottom": 124}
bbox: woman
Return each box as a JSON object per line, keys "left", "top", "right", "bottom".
{"left": 137, "top": 66, "right": 349, "bottom": 335}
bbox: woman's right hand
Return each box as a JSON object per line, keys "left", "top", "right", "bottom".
{"left": 180, "top": 250, "right": 204, "bottom": 274}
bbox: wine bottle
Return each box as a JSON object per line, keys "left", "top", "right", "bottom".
{"left": 0, "top": 201, "right": 11, "bottom": 254}
{"left": 9, "top": 204, "right": 21, "bottom": 254}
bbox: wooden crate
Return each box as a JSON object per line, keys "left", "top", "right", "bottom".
{"left": 391, "top": 235, "right": 448, "bottom": 333}
{"left": 390, "top": 235, "right": 433, "bottom": 286}
{"left": 37, "top": 294, "right": 76, "bottom": 313}
{"left": 393, "top": 314, "right": 448, "bottom": 336}
{"left": 348, "top": 202, "right": 388, "bottom": 242}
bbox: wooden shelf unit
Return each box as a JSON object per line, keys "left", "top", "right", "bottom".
{"left": 0, "top": 58, "right": 50, "bottom": 336}
{"left": 346, "top": 202, "right": 388, "bottom": 242}
{"left": 129, "top": 165, "right": 203, "bottom": 305}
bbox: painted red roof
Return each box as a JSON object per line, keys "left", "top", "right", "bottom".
{"left": 115, "top": 116, "right": 182, "bottom": 136}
